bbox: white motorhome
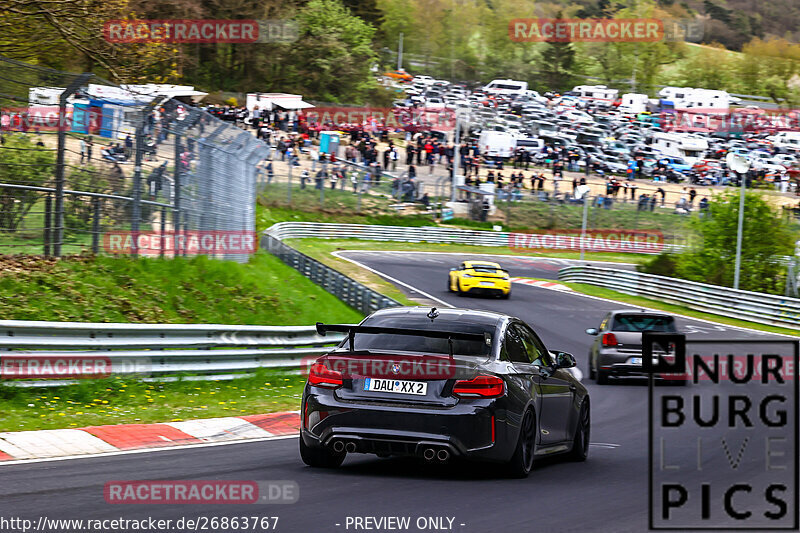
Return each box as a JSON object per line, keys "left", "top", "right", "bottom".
{"left": 651, "top": 132, "right": 708, "bottom": 165}
{"left": 479, "top": 130, "right": 519, "bottom": 158}
{"left": 483, "top": 79, "right": 529, "bottom": 97}
{"left": 618, "top": 93, "right": 649, "bottom": 114}
{"left": 658, "top": 87, "right": 731, "bottom": 111}
{"left": 572, "top": 85, "right": 619, "bottom": 104}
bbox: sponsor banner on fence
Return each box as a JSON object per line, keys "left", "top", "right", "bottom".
{"left": 509, "top": 18, "right": 664, "bottom": 42}
{"left": 103, "top": 19, "right": 299, "bottom": 44}
{"left": 303, "top": 106, "right": 457, "bottom": 132}
{"left": 509, "top": 229, "right": 664, "bottom": 254}
{"left": 103, "top": 231, "right": 257, "bottom": 256}
{"left": 661, "top": 108, "right": 800, "bottom": 134}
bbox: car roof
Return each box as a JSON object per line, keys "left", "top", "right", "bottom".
{"left": 609, "top": 309, "right": 674, "bottom": 318}
{"left": 464, "top": 260, "right": 502, "bottom": 268}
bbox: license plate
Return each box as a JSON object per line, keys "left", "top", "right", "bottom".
{"left": 364, "top": 378, "right": 427, "bottom": 395}
{"left": 629, "top": 357, "right": 642, "bottom": 365}
{"left": 480, "top": 281, "right": 494, "bottom": 286}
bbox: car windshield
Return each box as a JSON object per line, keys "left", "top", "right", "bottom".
{"left": 612, "top": 315, "right": 677, "bottom": 332}
{"left": 340, "top": 315, "right": 496, "bottom": 358}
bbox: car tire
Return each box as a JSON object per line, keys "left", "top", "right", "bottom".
{"left": 500, "top": 291, "right": 510, "bottom": 300}
{"left": 456, "top": 280, "right": 465, "bottom": 297}
{"left": 447, "top": 277, "right": 454, "bottom": 292}
{"left": 567, "top": 400, "right": 590, "bottom": 462}
{"left": 299, "top": 436, "right": 346, "bottom": 468}
{"left": 588, "top": 357, "right": 596, "bottom": 380}
{"left": 506, "top": 408, "right": 536, "bottom": 478}
{"left": 596, "top": 368, "right": 610, "bottom": 385}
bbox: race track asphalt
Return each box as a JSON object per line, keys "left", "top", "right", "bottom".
{"left": 0, "top": 251, "right": 794, "bottom": 533}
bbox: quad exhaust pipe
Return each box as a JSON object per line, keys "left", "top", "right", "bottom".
{"left": 345, "top": 442, "right": 357, "bottom": 453}
{"left": 332, "top": 440, "right": 345, "bottom": 453}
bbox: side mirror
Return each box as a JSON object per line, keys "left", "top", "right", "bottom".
{"left": 585, "top": 328, "right": 599, "bottom": 336}
{"left": 554, "top": 351, "right": 577, "bottom": 369}
{"left": 450, "top": 268, "right": 457, "bottom": 271}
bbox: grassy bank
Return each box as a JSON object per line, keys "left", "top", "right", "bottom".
{"left": 0, "top": 252, "right": 363, "bottom": 324}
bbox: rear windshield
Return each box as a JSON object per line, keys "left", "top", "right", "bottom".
{"left": 340, "top": 315, "right": 496, "bottom": 358}
{"left": 612, "top": 315, "right": 676, "bottom": 332}
{"left": 469, "top": 265, "right": 502, "bottom": 273}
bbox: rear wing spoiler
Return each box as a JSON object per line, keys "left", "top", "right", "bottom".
{"left": 315, "top": 323, "right": 492, "bottom": 357}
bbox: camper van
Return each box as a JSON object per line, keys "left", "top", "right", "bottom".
{"left": 571, "top": 85, "right": 619, "bottom": 104}
{"left": 658, "top": 87, "right": 731, "bottom": 111}
{"left": 651, "top": 132, "right": 709, "bottom": 165}
{"left": 482, "top": 79, "right": 529, "bottom": 98}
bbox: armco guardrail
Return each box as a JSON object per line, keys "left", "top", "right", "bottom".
{"left": 558, "top": 266, "right": 800, "bottom": 329}
{"left": 262, "top": 230, "right": 400, "bottom": 314}
{"left": 263, "top": 221, "right": 683, "bottom": 252}
{"left": 0, "top": 321, "right": 344, "bottom": 385}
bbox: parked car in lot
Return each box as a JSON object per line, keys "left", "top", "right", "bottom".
{"left": 586, "top": 310, "right": 681, "bottom": 385}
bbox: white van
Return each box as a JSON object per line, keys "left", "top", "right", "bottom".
{"left": 479, "top": 130, "right": 519, "bottom": 158}
{"left": 483, "top": 79, "right": 529, "bottom": 98}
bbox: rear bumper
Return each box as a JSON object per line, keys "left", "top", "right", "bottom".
{"left": 301, "top": 389, "right": 516, "bottom": 462}
{"left": 458, "top": 279, "right": 511, "bottom": 296}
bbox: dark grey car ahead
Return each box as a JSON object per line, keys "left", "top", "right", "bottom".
{"left": 586, "top": 310, "right": 678, "bottom": 384}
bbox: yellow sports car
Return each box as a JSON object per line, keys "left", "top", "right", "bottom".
{"left": 448, "top": 261, "right": 511, "bottom": 299}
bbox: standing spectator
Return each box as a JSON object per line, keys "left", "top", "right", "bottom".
{"left": 657, "top": 187, "right": 666, "bottom": 206}
{"left": 124, "top": 134, "right": 133, "bottom": 159}
{"left": 689, "top": 188, "right": 697, "bottom": 206}
{"left": 300, "top": 169, "right": 309, "bottom": 189}
{"left": 80, "top": 137, "right": 87, "bottom": 164}
{"left": 86, "top": 137, "right": 93, "bottom": 162}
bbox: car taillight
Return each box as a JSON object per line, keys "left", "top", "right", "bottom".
{"left": 602, "top": 332, "right": 618, "bottom": 347}
{"left": 308, "top": 362, "right": 342, "bottom": 389}
{"left": 452, "top": 375, "right": 505, "bottom": 398}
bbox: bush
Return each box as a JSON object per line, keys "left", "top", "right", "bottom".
{"left": 639, "top": 253, "right": 679, "bottom": 277}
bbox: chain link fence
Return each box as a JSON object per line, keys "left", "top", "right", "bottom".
{"left": 0, "top": 56, "right": 269, "bottom": 262}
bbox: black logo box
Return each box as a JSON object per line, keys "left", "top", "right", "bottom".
{"left": 645, "top": 334, "right": 798, "bottom": 530}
